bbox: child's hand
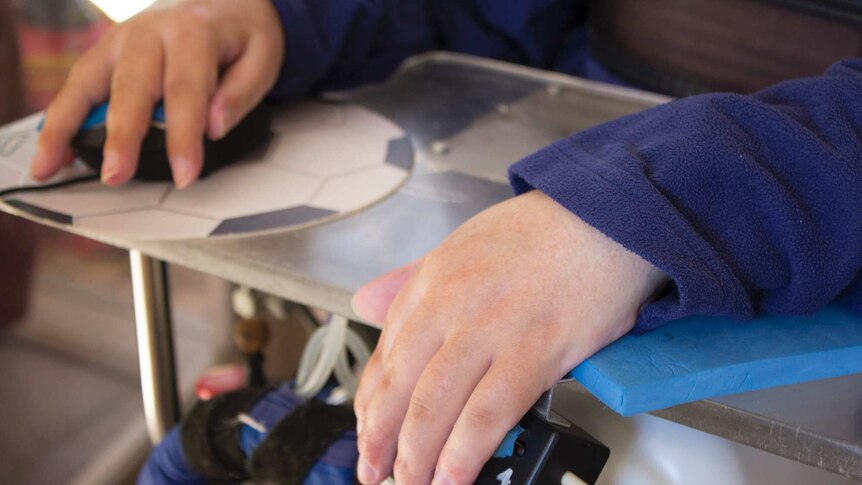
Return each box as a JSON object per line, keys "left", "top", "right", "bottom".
{"left": 352, "top": 190, "right": 668, "bottom": 485}
{"left": 32, "top": 0, "right": 284, "bottom": 188}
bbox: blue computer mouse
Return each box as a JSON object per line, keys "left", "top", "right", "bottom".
{"left": 69, "top": 101, "right": 273, "bottom": 181}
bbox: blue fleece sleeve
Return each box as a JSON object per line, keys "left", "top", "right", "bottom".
{"left": 265, "top": 0, "right": 596, "bottom": 100}
{"left": 267, "top": 0, "right": 436, "bottom": 100}
{"left": 509, "top": 59, "right": 862, "bottom": 333}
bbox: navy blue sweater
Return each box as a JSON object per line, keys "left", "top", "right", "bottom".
{"left": 269, "top": 0, "right": 862, "bottom": 332}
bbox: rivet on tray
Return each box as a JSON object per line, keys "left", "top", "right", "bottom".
{"left": 430, "top": 141, "right": 450, "bottom": 156}
{"left": 546, "top": 84, "right": 562, "bottom": 97}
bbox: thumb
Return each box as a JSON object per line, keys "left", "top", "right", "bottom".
{"left": 351, "top": 259, "right": 422, "bottom": 325}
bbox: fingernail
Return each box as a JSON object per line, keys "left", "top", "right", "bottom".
{"left": 357, "top": 456, "right": 377, "bottom": 484}
{"left": 171, "top": 156, "right": 195, "bottom": 189}
{"left": 213, "top": 110, "right": 231, "bottom": 139}
{"left": 101, "top": 151, "right": 120, "bottom": 184}
{"left": 356, "top": 420, "right": 363, "bottom": 435}
{"left": 432, "top": 474, "right": 452, "bottom": 485}
{"left": 30, "top": 146, "right": 48, "bottom": 180}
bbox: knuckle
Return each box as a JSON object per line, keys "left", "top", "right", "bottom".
{"left": 167, "top": 70, "right": 215, "bottom": 100}
{"left": 44, "top": 91, "right": 72, "bottom": 119}
{"left": 111, "top": 75, "right": 158, "bottom": 103}
{"left": 66, "top": 45, "right": 109, "bottom": 84}
{"left": 353, "top": 363, "right": 380, "bottom": 421}
{"left": 161, "top": 14, "right": 218, "bottom": 52}
{"left": 126, "top": 11, "right": 180, "bottom": 38}
{"left": 407, "top": 391, "right": 437, "bottom": 421}
{"left": 463, "top": 403, "right": 500, "bottom": 429}
{"left": 163, "top": 77, "right": 201, "bottom": 98}
{"left": 117, "top": 22, "right": 152, "bottom": 48}
{"left": 99, "top": 20, "right": 123, "bottom": 39}
{"left": 379, "top": 360, "right": 418, "bottom": 398}
{"left": 170, "top": 8, "right": 214, "bottom": 32}
{"left": 353, "top": 395, "right": 368, "bottom": 421}
{"left": 109, "top": 71, "right": 128, "bottom": 92}
{"left": 257, "top": 33, "right": 284, "bottom": 58}
{"left": 378, "top": 363, "right": 403, "bottom": 393}
{"left": 124, "top": 9, "right": 157, "bottom": 27}
{"left": 66, "top": 60, "right": 92, "bottom": 86}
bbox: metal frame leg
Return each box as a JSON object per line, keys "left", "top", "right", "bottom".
{"left": 130, "top": 250, "right": 180, "bottom": 444}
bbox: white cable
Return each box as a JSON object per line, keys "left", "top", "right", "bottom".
{"left": 326, "top": 386, "right": 351, "bottom": 406}
{"left": 231, "top": 286, "right": 257, "bottom": 320}
{"left": 296, "top": 326, "right": 328, "bottom": 386}
{"left": 237, "top": 413, "right": 267, "bottom": 433}
{"left": 294, "top": 314, "right": 348, "bottom": 398}
{"left": 263, "top": 294, "right": 287, "bottom": 320}
{"left": 334, "top": 346, "right": 354, "bottom": 391}
{"left": 333, "top": 348, "right": 356, "bottom": 394}
{"left": 334, "top": 329, "right": 371, "bottom": 392}
{"left": 294, "top": 313, "right": 372, "bottom": 399}
{"left": 295, "top": 323, "right": 334, "bottom": 397}
{"left": 332, "top": 328, "right": 372, "bottom": 396}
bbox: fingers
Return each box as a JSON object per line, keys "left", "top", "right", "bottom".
{"left": 392, "top": 336, "right": 491, "bottom": 484}
{"left": 353, "top": 260, "right": 427, "bottom": 428}
{"left": 357, "top": 321, "right": 555, "bottom": 485}
{"left": 207, "top": 34, "right": 282, "bottom": 140}
{"left": 434, "top": 361, "right": 552, "bottom": 485}
{"left": 33, "top": 0, "right": 285, "bottom": 187}
{"left": 102, "top": 31, "right": 164, "bottom": 185}
{"left": 355, "top": 309, "right": 445, "bottom": 484}
{"left": 33, "top": 45, "right": 113, "bottom": 180}
{"left": 162, "top": 27, "right": 218, "bottom": 188}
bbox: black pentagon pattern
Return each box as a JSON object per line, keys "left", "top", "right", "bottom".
{"left": 385, "top": 136, "right": 412, "bottom": 170}
{"left": 7, "top": 199, "right": 73, "bottom": 225}
{"left": 210, "top": 205, "right": 337, "bottom": 236}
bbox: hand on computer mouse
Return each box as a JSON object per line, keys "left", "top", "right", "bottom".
{"left": 32, "top": 0, "right": 284, "bottom": 188}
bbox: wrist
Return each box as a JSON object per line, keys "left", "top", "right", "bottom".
{"left": 523, "top": 190, "right": 669, "bottom": 344}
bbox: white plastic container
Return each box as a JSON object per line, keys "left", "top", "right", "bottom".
{"left": 553, "top": 387, "right": 856, "bottom": 485}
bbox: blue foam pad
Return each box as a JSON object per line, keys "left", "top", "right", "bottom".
{"left": 569, "top": 305, "right": 862, "bottom": 416}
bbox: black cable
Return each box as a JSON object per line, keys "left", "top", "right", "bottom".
{"left": 0, "top": 174, "right": 100, "bottom": 199}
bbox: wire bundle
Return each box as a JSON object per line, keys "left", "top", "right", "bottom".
{"left": 294, "top": 313, "right": 371, "bottom": 399}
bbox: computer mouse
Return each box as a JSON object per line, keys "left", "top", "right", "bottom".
{"left": 69, "top": 101, "right": 273, "bottom": 182}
